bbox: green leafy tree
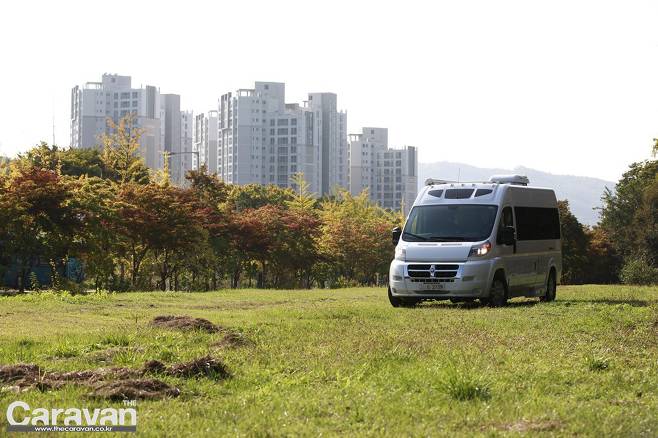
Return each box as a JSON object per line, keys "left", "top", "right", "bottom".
{"left": 558, "top": 200, "right": 589, "bottom": 284}
{"left": 59, "top": 148, "right": 107, "bottom": 178}
{"left": 70, "top": 176, "right": 121, "bottom": 290}
{"left": 114, "top": 183, "right": 207, "bottom": 290}
{"left": 317, "top": 190, "right": 398, "bottom": 286}
{"left": 100, "top": 115, "right": 150, "bottom": 184}
{"left": 585, "top": 226, "right": 621, "bottom": 284}
{"left": 227, "top": 183, "right": 294, "bottom": 211}
{"left": 287, "top": 172, "right": 317, "bottom": 211}
{"left": 0, "top": 167, "right": 82, "bottom": 291}
{"left": 600, "top": 159, "right": 658, "bottom": 260}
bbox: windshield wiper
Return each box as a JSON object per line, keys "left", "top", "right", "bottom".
{"left": 402, "top": 231, "right": 428, "bottom": 241}
{"left": 428, "top": 236, "right": 470, "bottom": 242}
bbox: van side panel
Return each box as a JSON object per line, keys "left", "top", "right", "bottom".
{"left": 508, "top": 187, "right": 561, "bottom": 293}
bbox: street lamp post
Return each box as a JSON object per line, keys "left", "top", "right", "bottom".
{"left": 163, "top": 150, "right": 201, "bottom": 169}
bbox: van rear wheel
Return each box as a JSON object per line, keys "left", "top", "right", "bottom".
{"left": 541, "top": 271, "right": 557, "bottom": 302}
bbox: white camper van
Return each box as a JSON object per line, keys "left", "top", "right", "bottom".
{"left": 389, "top": 175, "right": 562, "bottom": 307}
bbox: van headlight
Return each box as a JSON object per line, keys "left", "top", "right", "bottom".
{"left": 468, "top": 241, "right": 491, "bottom": 257}
{"left": 395, "top": 247, "right": 406, "bottom": 261}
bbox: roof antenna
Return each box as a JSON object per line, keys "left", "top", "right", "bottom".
{"left": 457, "top": 168, "right": 461, "bottom": 183}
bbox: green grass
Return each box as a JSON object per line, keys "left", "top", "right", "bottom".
{"left": 0, "top": 285, "right": 656, "bottom": 437}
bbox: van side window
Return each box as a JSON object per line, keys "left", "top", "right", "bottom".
{"left": 514, "top": 207, "right": 561, "bottom": 240}
{"left": 501, "top": 206, "right": 513, "bottom": 228}
{"left": 496, "top": 206, "right": 514, "bottom": 244}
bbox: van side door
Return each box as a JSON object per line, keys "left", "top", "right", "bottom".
{"left": 496, "top": 206, "right": 522, "bottom": 290}
{"left": 512, "top": 206, "right": 540, "bottom": 292}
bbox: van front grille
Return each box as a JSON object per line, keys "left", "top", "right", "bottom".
{"left": 406, "top": 264, "right": 460, "bottom": 279}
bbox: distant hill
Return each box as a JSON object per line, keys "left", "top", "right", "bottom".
{"left": 419, "top": 162, "right": 615, "bottom": 226}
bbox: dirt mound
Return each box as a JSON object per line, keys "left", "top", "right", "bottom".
{"left": 91, "top": 379, "right": 180, "bottom": 401}
{"left": 150, "top": 315, "right": 221, "bottom": 333}
{"left": 0, "top": 364, "right": 40, "bottom": 383}
{"left": 168, "top": 356, "right": 230, "bottom": 379}
{"left": 212, "top": 331, "right": 251, "bottom": 349}
{"left": 0, "top": 364, "right": 48, "bottom": 391}
{"left": 1, "top": 355, "right": 228, "bottom": 395}
{"left": 142, "top": 360, "right": 167, "bottom": 374}
{"left": 0, "top": 364, "right": 146, "bottom": 392}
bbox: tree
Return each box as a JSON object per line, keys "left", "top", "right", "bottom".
{"left": 59, "top": 148, "right": 107, "bottom": 178}
{"left": 70, "top": 176, "right": 121, "bottom": 290}
{"left": 558, "top": 200, "right": 589, "bottom": 284}
{"left": 0, "top": 167, "right": 83, "bottom": 291}
{"left": 0, "top": 156, "right": 10, "bottom": 175}
{"left": 600, "top": 159, "right": 658, "bottom": 259}
{"left": 586, "top": 226, "right": 621, "bottom": 284}
{"left": 114, "top": 183, "right": 207, "bottom": 290}
{"left": 100, "top": 115, "right": 150, "bottom": 184}
{"left": 186, "top": 169, "right": 232, "bottom": 289}
{"left": 317, "top": 190, "right": 398, "bottom": 286}
{"left": 287, "top": 172, "right": 316, "bottom": 211}
{"left": 227, "top": 183, "right": 294, "bottom": 211}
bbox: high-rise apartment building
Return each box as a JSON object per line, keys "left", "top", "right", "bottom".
{"left": 180, "top": 111, "right": 194, "bottom": 179}
{"left": 305, "top": 93, "right": 348, "bottom": 193}
{"left": 71, "top": 74, "right": 163, "bottom": 169}
{"left": 348, "top": 127, "right": 417, "bottom": 214}
{"left": 70, "top": 74, "right": 191, "bottom": 180}
{"left": 217, "top": 81, "right": 346, "bottom": 195}
{"left": 161, "top": 94, "right": 183, "bottom": 183}
{"left": 194, "top": 111, "right": 219, "bottom": 173}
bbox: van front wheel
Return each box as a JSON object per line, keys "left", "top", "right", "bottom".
{"left": 388, "top": 287, "right": 419, "bottom": 308}
{"left": 488, "top": 277, "right": 508, "bottom": 307}
{"left": 388, "top": 286, "right": 402, "bottom": 307}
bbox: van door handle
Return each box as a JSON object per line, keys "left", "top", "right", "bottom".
{"left": 548, "top": 247, "right": 554, "bottom": 250}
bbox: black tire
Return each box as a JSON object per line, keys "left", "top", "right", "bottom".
{"left": 540, "top": 270, "right": 557, "bottom": 302}
{"left": 488, "top": 275, "right": 508, "bottom": 307}
{"left": 388, "top": 286, "right": 402, "bottom": 307}
{"left": 388, "top": 287, "right": 418, "bottom": 308}
{"left": 401, "top": 298, "right": 420, "bottom": 307}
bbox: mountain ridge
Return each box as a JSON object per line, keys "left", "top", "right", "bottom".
{"left": 418, "top": 161, "right": 615, "bottom": 226}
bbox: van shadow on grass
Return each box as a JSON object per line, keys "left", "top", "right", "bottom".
{"left": 558, "top": 298, "right": 654, "bottom": 307}
{"left": 416, "top": 299, "right": 540, "bottom": 310}
{"left": 412, "top": 296, "right": 656, "bottom": 310}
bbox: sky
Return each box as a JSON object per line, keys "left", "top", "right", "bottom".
{"left": 0, "top": 0, "right": 657, "bottom": 182}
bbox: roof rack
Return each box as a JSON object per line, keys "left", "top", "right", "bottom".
{"left": 424, "top": 178, "right": 457, "bottom": 186}
{"left": 425, "top": 175, "right": 531, "bottom": 186}
{"left": 488, "top": 174, "right": 529, "bottom": 186}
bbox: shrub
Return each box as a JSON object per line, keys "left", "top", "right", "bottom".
{"left": 49, "top": 341, "right": 81, "bottom": 358}
{"left": 586, "top": 355, "right": 610, "bottom": 372}
{"left": 29, "top": 272, "right": 40, "bottom": 291}
{"left": 620, "top": 255, "right": 658, "bottom": 285}
{"left": 440, "top": 368, "right": 491, "bottom": 401}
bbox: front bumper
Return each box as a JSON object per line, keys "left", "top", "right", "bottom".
{"left": 389, "top": 259, "right": 493, "bottom": 298}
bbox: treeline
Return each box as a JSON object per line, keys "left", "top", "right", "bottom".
{"left": 0, "top": 119, "right": 399, "bottom": 292}
{"left": 0, "top": 117, "right": 655, "bottom": 291}
{"left": 559, "top": 142, "right": 658, "bottom": 285}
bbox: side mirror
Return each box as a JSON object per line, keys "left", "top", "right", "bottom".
{"left": 499, "top": 226, "right": 516, "bottom": 246}
{"left": 392, "top": 226, "right": 402, "bottom": 245}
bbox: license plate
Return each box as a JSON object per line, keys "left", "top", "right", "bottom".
{"left": 423, "top": 283, "right": 445, "bottom": 290}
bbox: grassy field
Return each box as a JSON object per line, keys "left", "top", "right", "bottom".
{"left": 0, "top": 285, "right": 657, "bottom": 437}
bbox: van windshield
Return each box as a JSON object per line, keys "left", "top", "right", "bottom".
{"left": 402, "top": 204, "right": 498, "bottom": 242}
